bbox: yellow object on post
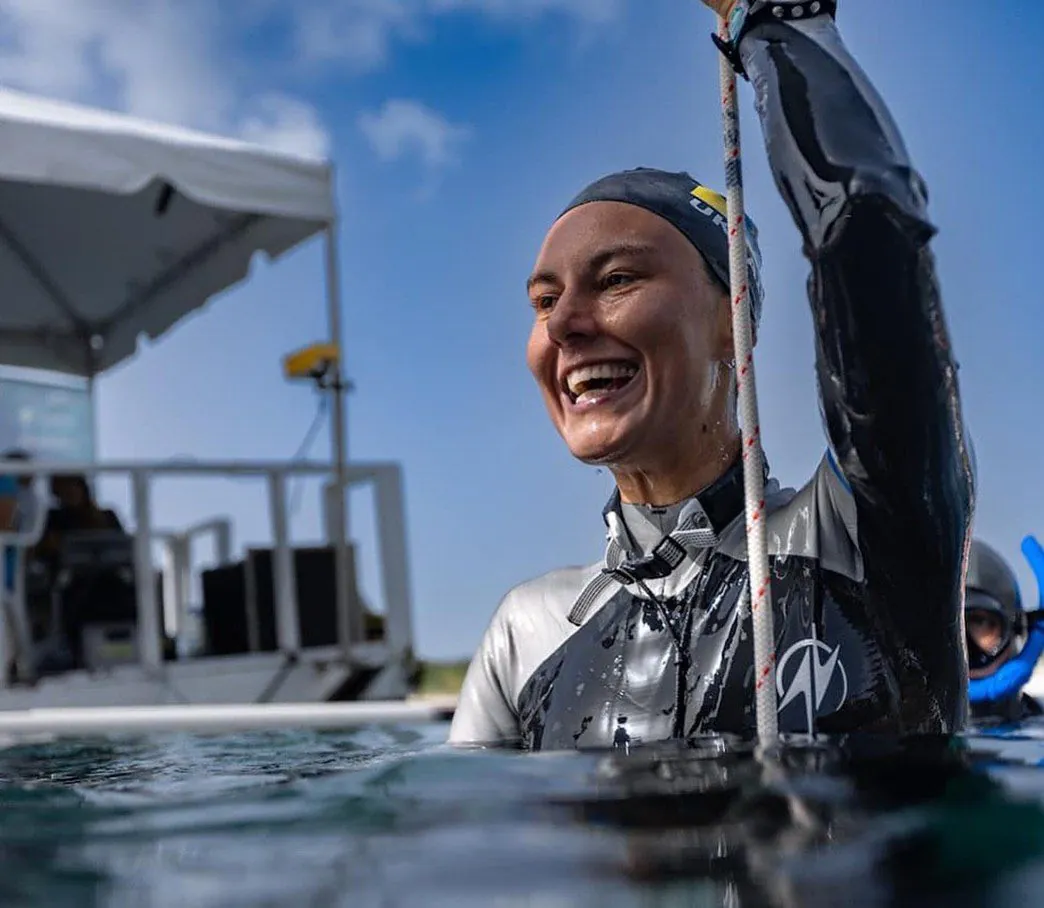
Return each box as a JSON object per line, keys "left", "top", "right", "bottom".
{"left": 282, "top": 342, "right": 340, "bottom": 382}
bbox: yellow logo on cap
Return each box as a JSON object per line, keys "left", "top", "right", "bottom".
{"left": 690, "top": 184, "right": 729, "bottom": 234}
{"left": 691, "top": 184, "right": 729, "bottom": 218}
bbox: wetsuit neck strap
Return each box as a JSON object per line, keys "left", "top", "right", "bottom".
{"left": 572, "top": 458, "right": 752, "bottom": 626}
{"left": 570, "top": 509, "right": 720, "bottom": 626}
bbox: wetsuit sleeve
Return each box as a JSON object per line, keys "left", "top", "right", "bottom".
{"left": 737, "top": 18, "right": 974, "bottom": 602}
{"left": 449, "top": 604, "right": 521, "bottom": 745}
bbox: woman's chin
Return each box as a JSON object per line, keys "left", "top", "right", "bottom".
{"left": 558, "top": 398, "right": 667, "bottom": 467}
{"left": 563, "top": 427, "right": 640, "bottom": 467}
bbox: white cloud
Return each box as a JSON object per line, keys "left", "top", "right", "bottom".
{"left": 427, "top": 0, "right": 623, "bottom": 25}
{"left": 0, "top": 1, "right": 229, "bottom": 128}
{"left": 0, "top": 0, "right": 627, "bottom": 162}
{"left": 287, "top": 0, "right": 625, "bottom": 70}
{"left": 358, "top": 99, "right": 470, "bottom": 169}
{"left": 293, "top": 0, "right": 426, "bottom": 70}
{"left": 238, "top": 93, "right": 331, "bottom": 161}
{"left": 0, "top": 0, "right": 331, "bottom": 159}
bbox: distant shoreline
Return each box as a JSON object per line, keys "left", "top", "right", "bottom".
{"left": 413, "top": 659, "right": 469, "bottom": 696}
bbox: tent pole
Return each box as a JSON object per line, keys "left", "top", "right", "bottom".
{"left": 324, "top": 216, "right": 355, "bottom": 661}
{"left": 86, "top": 373, "right": 98, "bottom": 462}
{"left": 86, "top": 353, "right": 99, "bottom": 503}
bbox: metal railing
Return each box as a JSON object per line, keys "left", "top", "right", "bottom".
{"left": 0, "top": 459, "right": 413, "bottom": 680}
{"left": 156, "top": 517, "right": 232, "bottom": 657}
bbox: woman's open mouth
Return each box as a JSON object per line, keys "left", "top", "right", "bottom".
{"left": 562, "top": 361, "right": 640, "bottom": 407}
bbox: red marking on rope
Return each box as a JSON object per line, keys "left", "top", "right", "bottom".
{"left": 754, "top": 661, "right": 775, "bottom": 690}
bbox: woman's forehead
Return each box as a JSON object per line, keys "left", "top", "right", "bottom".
{"left": 533, "top": 202, "right": 692, "bottom": 275}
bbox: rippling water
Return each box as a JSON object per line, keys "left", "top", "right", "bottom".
{"left": 2, "top": 719, "right": 1044, "bottom": 906}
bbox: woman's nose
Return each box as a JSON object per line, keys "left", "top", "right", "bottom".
{"left": 546, "top": 288, "right": 597, "bottom": 347}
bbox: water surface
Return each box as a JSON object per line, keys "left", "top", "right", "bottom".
{"left": 2, "top": 720, "right": 1044, "bottom": 906}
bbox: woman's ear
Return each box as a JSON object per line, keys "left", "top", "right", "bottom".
{"left": 714, "top": 284, "right": 759, "bottom": 363}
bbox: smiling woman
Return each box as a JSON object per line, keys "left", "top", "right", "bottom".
{"left": 449, "top": 1, "right": 975, "bottom": 752}
{"left": 525, "top": 200, "right": 740, "bottom": 504}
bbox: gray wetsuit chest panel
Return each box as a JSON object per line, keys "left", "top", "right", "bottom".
{"left": 517, "top": 548, "right": 912, "bottom": 751}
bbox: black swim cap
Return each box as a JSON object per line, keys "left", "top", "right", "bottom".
{"left": 560, "top": 167, "right": 765, "bottom": 331}
{"left": 966, "top": 540, "right": 1023, "bottom": 620}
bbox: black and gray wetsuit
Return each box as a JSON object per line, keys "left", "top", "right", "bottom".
{"left": 450, "top": 14, "right": 975, "bottom": 750}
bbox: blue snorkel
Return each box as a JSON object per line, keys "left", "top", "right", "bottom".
{"left": 969, "top": 536, "right": 1044, "bottom": 705}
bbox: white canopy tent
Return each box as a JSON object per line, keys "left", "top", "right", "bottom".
{"left": 0, "top": 86, "right": 336, "bottom": 375}
{"left": 0, "top": 85, "right": 354, "bottom": 663}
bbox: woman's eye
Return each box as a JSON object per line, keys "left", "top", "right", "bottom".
{"left": 601, "top": 272, "right": 635, "bottom": 290}
{"left": 532, "top": 294, "right": 557, "bottom": 312}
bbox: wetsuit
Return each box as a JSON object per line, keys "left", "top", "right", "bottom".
{"left": 450, "top": 13, "right": 975, "bottom": 750}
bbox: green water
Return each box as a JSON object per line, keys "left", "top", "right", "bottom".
{"left": 2, "top": 721, "right": 1044, "bottom": 906}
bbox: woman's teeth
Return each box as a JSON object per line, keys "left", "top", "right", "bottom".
{"left": 565, "top": 362, "right": 638, "bottom": 402}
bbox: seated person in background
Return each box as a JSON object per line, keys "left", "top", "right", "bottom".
{"left": 0, "top": 463, "right": 17, "bottom": 528}
{"left": 0, "top": 450, "right": 45, "bottom": 634}
{"left": 31, "top": 474, "right": 130, "bottom": 669}
{"left": 0, "top": 457, "right": 19, "bottom": 592}
{"left": 966, "top": 537, "right": 1044, "bottom": 723}
{"left": 0, "top": 450, "right": 42, "bottom": 679}
{"left": 33, "top": 474, "right": 123, "bottom": 572}
{"left": 0, "top": 449, "right": 40, "bottom": 588}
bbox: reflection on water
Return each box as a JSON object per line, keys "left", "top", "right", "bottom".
{"left": 0, "top": 722, "right": 1043, "bottom": 906}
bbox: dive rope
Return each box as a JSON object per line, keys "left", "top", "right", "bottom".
{"left": 715, "top": 11, "right": 779, "bottom": 743}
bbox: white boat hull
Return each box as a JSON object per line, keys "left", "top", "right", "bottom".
{"left": 0, "top": 643, "right": 411, "bottom": 711}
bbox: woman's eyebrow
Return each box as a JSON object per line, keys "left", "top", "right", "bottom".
{"left": 526, "top": 242, "right": 660, "bottom": 291}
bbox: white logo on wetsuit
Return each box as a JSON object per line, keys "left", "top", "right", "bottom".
{"left": 775, "top": 631, "right": 849, "bottom": 734}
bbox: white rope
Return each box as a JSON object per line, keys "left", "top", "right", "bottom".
{"left": 716, "top": 14, "right": 779, "bottom": 743}
{"left": 0, "top": 700, "right": 456, "bottom": 738}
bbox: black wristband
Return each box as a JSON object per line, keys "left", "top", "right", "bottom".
{"left": 712, "top": 1, "right": 839, "bottom": 79}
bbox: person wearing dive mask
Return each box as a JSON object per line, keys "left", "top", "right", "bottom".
{"left": 966, "top": 537, "right": 1044, "bottom": 723}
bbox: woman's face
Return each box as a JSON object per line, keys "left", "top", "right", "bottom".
{"left": 966, "top": 607, "right": 1013, "bottom": 679}
{"left": 525, "top": 201, "right": 733, "bottom": 470}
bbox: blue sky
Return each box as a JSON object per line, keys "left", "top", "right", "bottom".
{"left": 2, "top": 0, "right": 1042, "bottom": 658}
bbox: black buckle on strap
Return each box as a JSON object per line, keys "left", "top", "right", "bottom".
{"left": 604, "top": 537, "right": 688, "bottom": 585}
